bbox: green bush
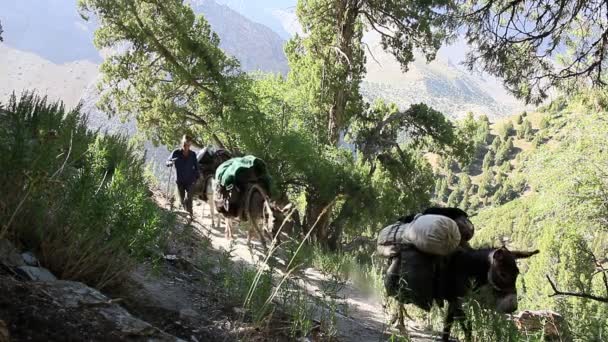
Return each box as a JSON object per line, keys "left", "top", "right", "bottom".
{"left": 0, "top": 92, "right": 168, "bottom": 289}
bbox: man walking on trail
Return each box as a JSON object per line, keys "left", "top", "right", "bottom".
{"left": 167, "top": 135, "right": 199, "bottom": 222}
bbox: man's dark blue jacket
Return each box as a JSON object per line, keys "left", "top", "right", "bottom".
{"left": 168, "top": 149, "right": 199, "bottom": 186}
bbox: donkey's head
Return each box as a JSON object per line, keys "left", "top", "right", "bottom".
{"left": 487, "top": 247, "right": 539, "bottom": 313}
{"left": 261, "top": 202, "right": 301, "bottom": 240}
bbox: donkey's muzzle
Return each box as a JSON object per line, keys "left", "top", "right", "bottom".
{"left": 496, "top": 293, "right": 518, "bottom": 313}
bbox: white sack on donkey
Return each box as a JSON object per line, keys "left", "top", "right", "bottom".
{"left": 377, "top": 214, "right": 461, "bottom": 256}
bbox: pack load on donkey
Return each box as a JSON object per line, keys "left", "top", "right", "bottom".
{"left": 377, "top": 208, "right": 472, "bottom": 310}
{"left": 214, "top": 155, "right": 271, "bottom": 219}
{"left": 193, "top": 146, "right": 231, "bottom": 200}
{"left": 377, "top": 214, "right": 461, "bottom": 257}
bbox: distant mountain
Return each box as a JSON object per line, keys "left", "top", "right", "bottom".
{"left": 188, "top": 0, "right": 289, "bottom": 74}
{"left": 214, "top": 0, "right": 296, "bottom": 39}
{"left": 221, "top": 5, "right": 527, "bottom": 120}
{"left": 0, "top": 0, "right": 288, "bottom": 74}
{"left": 0, "top": 44, "right": 98, "bottom": 108}
{"left": 362, "top": 33, "right": 527, "bottom": 120}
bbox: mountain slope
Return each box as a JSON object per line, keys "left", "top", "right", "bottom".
{"left": 361, "top": 34, "right": 526, "bottom": 120}
{"left": 0, "top": 0, "right": 288, "bottom": 74}
{"left": 188, "top": 0, "right": 288, "bottom": 74}
{"left": 478, "top": 100, "right": 608, "bottom": 339}
{"left": 435, "top": 94, "right": 608, "bottom": 340}
{"left": 0, "top": 44, "right": 98, "bottom": 108}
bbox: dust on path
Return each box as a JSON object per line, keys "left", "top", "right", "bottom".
{"left": 187, "top": 201, "right": 442, "bottom": 342}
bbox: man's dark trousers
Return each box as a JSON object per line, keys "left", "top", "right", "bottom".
{"left": 177, "top": 182, "right": 194, "bottom": 216}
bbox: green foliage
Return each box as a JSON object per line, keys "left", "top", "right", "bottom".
{"left": 495, "top": 137, "right": 513, "bottom": 165}
{"left": 459, "top": 190, "right": 470, "bottom": 211}
{"left": 445, "top": 169, "right": 455, "bottom": 186}
{"left": 521, "top": 119, "right": 534, "bottom": 141}
{"left": 473, "top": 95, "right": 608, "bottom": 340}
{"left": 539, "top": 116, "right": 550, "bottom": 130}
{"left": 458, "top": 1, "right": 608, "bottom": 103}
{"left": 446, "top": 187, "right": 463, "bottom": 207}
{"left": 457, "top": 298, "right": 541, "bottom": 342}
{"left": 477, "top": 170, "right": 494, "bottom": 199}
{"left": 482, "top": 150, "right": 494, "bottom": 170}
{"left": 490, "top": 136, "right": 501, "bottom": 152}
{"left": 0, "top": 93, "right": 168, "bottom": 289}
{"left": 497, "top": 121, "right": 514, "bottom": 140}
{"left": 459, "top": 174, "right": 472, "bottom": 193}
{"left": 437, "top": 178, "right": 449, "bottom": 202}
{"left": 78, "top": 0, "right": 243, "bottom": 148}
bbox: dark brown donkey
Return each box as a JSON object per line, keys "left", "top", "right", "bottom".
{"left": 392, "top": 246, "right": 539, "bottom": 341}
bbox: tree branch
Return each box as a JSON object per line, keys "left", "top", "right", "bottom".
{"left": 127, "top": 3, "right": 219, "bottom": 100}
{"left": 546, "top": 275, "right": 608, "bottom": 303}
{"left": 181, "top": 108, "right": 226, "bottom": 149}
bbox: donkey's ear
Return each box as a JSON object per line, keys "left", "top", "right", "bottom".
{"left": 511, "top": 249, "right": 540, "bottom": 259}
{"left": 492, "top": 247, "right": 509, "bottom": 261}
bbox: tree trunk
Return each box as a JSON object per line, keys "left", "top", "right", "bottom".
{"left": 325, "top": 199, "right": 352, "bottom": 250}
{"left": 327, "top": 1, "right": 357, "bottom": 145}
{"left": 304, "top": 193, "right": 334, "bottom": 248}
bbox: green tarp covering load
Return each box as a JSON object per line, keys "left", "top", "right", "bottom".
{"left": 215, "top": 155, "right": 271, "bottom": 192}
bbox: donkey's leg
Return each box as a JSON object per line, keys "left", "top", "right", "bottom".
{"left": 225, "top": 217, "right": 232, "bottom": 240}
{"left": 398, "top": 304, "right": 406, "bottom": 330}
{"left": 443, "top": 300, "right": 468, "bottom": 342}
{"left": 442, "top": 301, "right": 457, "bottom": 342}
{"left": 254, "top": 218, "right": 268, "bottom": 252}
{"left": 209, "top": 198, "right": 216, "bottom": 229}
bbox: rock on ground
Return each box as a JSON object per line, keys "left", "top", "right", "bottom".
{"left": 513, "top": 310, "right": 568, "bottom": 340}
{"left": 15, "top": 266, "right": 57, "bottom": 282}
{"left": 0, "top": 274, "right": 182, "bottom": 341}
{"left": 0, "top": 239, "right": 25, "bottom": 267}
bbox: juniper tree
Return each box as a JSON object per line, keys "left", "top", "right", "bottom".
{"left": 521, "top": 119, "right": 534, "bottom": 141}
{"left": 447, "top": 187, "right": 463, "bottom": 207}
{"left": 497, "top": 121, "right": 514, "bottom": 140}
{"left": 482, "top": 149, "right": 494, "bottom": 170}
{"left": 490, "top": 136, "right": 501, "bottom": 152}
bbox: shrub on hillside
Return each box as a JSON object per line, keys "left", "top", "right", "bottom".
{"left": 497, "top": 121, "right": 514, "bottom": 139}
{"left": 0, "top": 93, "right": 168, "bottom": 289}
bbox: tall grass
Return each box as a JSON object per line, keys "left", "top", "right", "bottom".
{"left": 0, "top": 92, "right": 169, "bottom": 289}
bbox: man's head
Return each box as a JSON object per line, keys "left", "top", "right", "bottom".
{"left": 181, "top": 135, "right": 193, "bottom": 152}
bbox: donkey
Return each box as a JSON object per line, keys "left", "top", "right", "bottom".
{"left": 391, "top": 246, "right": 539, "bottom": 341}
{"left": 221, "top": 184, "right": 300, "bottom": 250}
{"left": 194, "top": 146, "right": 231, "bottom": 232}
{"left": 201, "top": 175, "right": 233, "bottom": 233}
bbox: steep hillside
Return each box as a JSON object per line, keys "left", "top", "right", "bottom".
{"left": 433, "top": 93, "right": 608, "bottom": 340}
{"left": 214, "top": 0, "right": 296, "bottom": 38}
{"left": 362, "top": 34, "right": 527, "bottom": 120}
{"left": 0, "top": 0, "right": 288, "bottom": 74}
{"left": 188, "top": 0, "right": 288, "bottom": 74}
{"left": 0, "top": 44, "right": 98, "bottom": 108}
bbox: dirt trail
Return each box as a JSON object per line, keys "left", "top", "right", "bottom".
{"left": 187, "top": 201, "right": 441, "bottom": 342}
